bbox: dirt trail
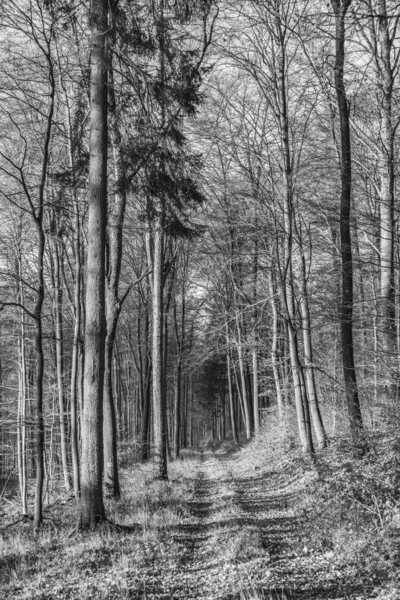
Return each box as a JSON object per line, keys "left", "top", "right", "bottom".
{"left": 1, "top": 446, "right": 377, "bottom": 599}
{"left": 148, "top": 448, "right": 297, "bottom": 600}
{"left": 151, "top": 447, "right": 368, "bottom": 600}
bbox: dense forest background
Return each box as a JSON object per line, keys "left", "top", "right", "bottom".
{"left": 0, "top": 0, "right": 399, "bottom": 543}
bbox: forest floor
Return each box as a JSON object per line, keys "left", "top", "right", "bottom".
{"left": 1, "top": 431, "right": 400, "bottom": 599}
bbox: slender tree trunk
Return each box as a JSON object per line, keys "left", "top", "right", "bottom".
{"left": 299, "top": 245, "right": 327, "bottom": 449}
{"left": 163, "top": 308, "right": 171, "bottom": 461}
{"left": 233, "top": 360, "right": 246, "bottom": 433}
{"left": 79, "top": 0, "right": 108, "bottom": 527}
{"left": 52, "top": 235, "right": 71, "bottom": 491}
{"left": 152, "top": 216, "right": 168, "bottom": 479}
{"left": 173, "top": 358, "right": 182, "bottom": 459}
{"left": 235, "top": 314, "right": 251, "bottom": 439}
{"left": 226, "top": 335, "right": 239, "bottom": 444}
{"left": 274, "top": 15, "right": 313, "bottom": 455}
{"left": 17, "top": 262, "right": 28, "bottom": 515}
{"left": 173, "top": 294, "right": 185, "bottom": 459}
{"left": 252, "top": 215, "right": 260, "bottom": 433}
{"left": 33, "top": 48, "right": 55, "bottom": 531}
{"left": 70, "top": 229, "right": 82, "bottom": 501}
{"left": 33, "top": 223, "right": 45, "bottom": 532}
{"left": 63, "top": 84, "right": 82, "bottom": 503}
{"left": 268, "top": 270, "right": 284, "bottom": 424}
{"left": 140, "top": 309, "right": 152, "bottom": 460}
{"left": 331, "top": 0, "right": 365, "bottom": 446}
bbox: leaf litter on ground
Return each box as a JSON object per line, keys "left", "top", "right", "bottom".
{"left": 1, "top": 426, "right": 400, "bottom": 599}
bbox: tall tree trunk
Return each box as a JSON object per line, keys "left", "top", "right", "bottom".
{"left": 226, "top": 333, "right": 239, "bottom": 444}
{"left": 252, "top": 212, "right": 260, "bottom": 433}
{"left": 376, "top": 0, "right": 397, "bottom": 395}
{"left": 173, "top": 293, "right": 185, "bottom": 459}
{"left": 79, "top": 0, "right": 108, "bottom": 527}
{"left": 152, "top": 216, "right": 168, "bottom": 479}
{"left": 62, "top": 83, "right": 82, "bottom": 503}
{"left": 52, "top": 235, "right": 71, "bottom": 491}
{"left": 70, "top": 221, "right": 82, "bottom": 501}
{"left": 33, "top": 45, "right": 55, "bottom": 531}
{"left": 331, "top": 0, "right": 365, "bottom": 446}
{"left": 235, "top": 314, "right": 251, "bottom": 439}
{"left": 140, "top": 308, "right": 152, "bottom": 460}
{"left": 17, "top": 257, "right": 28, "bottom": 515}
{"left": 268, "top": 269, "right": 284, "bottom": 424}
{"left": 298, "top": 243, "right": 327, "bottom": 449}
{"left": 273, "top": 12, "right": 314, "bottom": 455}
{"left": 33, "top": 214, "right": 45, "bottom": 533}
{"left": 103, "top": 58, "right": 126, "bottom": 499}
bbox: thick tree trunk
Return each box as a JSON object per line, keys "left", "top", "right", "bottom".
{"left": 79, "top": 0, "right": 108, "bottom": 528}
{"left": 103, "top": 60, "right": 126, "bottom": 499}
{"left": 331, "top": 0, "right": 365, "bottom": 446}
{"left": 376, "top": 0, "right": 397, "bottom": 394}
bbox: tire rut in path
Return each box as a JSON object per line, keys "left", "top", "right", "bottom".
{"left": 169, "top": 455, "right": 232, "bottom": 599}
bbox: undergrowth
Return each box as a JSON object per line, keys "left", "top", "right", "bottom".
{"left": 1, "top": 415, "right": 400, "bottom": 599}
{"left": 298, "top": 428, "right": 400, "bottom": 599}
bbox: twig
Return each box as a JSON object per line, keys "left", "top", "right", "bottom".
{"left": 0, "top": 467, "right": 14, "bottom": 503}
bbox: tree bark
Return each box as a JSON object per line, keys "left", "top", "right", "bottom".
{"left": 17, "top": 254, "right": 27, "bottom": 515}
{"left": 275, "top": 20, "right": 314, "bottom": 455}
{"left": 52, "top": 233, "right": 71, "bottom": 492}
{"left": 235, "top": 313, "right": 251, "bottom": 439}
{"left": 173, "top": 293, "right": 185, "bottom": 459}
{"left": 331, "top": 0, "right": 365, "bottom": 446}
{"left": 152, "top": 215, "right": 168, "bottom": 479}
{"left": 103, "top": 58, "right": 126, "bottom": 499}
{"left": 33, "top": 43, "right": 55, "bottom": 530}
{"left": 226, "top": 325, "right": 239, "bottom": 444}
{"left": 252, "top": 212, "right": 260, "bottom": 433}
{"left": 376, "top": 0, "right": 397, "bottom": 393}
{"left": 298, "top": 244, "right": 327, "bottom": 449}
{"left": 268, "top": 270, "right": 284, "bottom": 424}
{"left": 79, "top": 0, "right": 108, "bottom": 527}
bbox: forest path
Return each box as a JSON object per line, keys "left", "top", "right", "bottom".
{"left": 0, "top": 445, "right": 379, "bottom": 600}
{"left": 149, "top": 446, "right": 370, "bottom": 600}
